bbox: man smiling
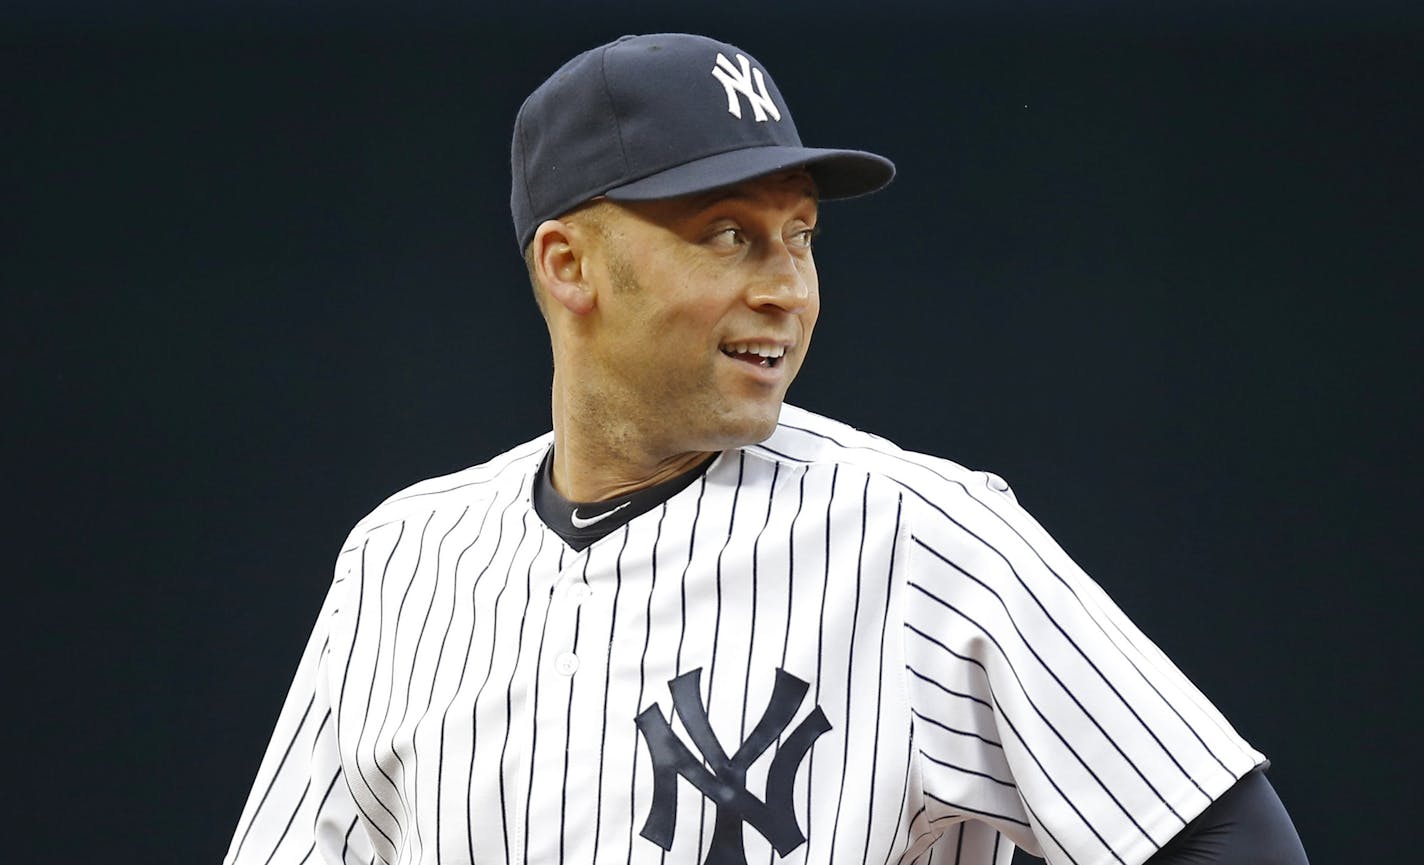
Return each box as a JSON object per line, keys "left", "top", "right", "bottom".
{"left": 227, "top": 33, "right": 1307, "bottom": 865}
{"left": 533, "top": 173, "right": 822, "bottom": 501}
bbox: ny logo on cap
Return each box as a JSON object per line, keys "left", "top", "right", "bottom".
{"left": 711, "top": 52, "right": 782, "bottom": 123}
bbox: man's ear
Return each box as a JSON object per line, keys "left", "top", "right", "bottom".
{"left": 531, "top": 219, "right": 596, "bottom": 316}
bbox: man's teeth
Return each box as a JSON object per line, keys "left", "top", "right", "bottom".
{"left": 722, "top": 343, "right": 787, "bottom": 359}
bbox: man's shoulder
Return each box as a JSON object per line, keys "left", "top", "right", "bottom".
{"left": 751, "top": 404, "right": 1020, "bottom": 509}
{"left": 344, "top": 432, "right": 552, "bottom": 543}
{"left": 756, "top": 404, "right": 978, "bottom": 482}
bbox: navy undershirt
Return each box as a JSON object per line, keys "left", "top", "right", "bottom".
{"left": 1146, "top": 769, "right": 1307, "bottom": 865}
{"left": 532, "top": 447, "right": 717, "bottom": 551}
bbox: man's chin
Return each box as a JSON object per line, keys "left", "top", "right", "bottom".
{"left": 710, "top": 401, "right": 784, "bottom": 449}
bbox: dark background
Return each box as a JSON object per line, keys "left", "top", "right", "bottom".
{"left": 8, "top": 2, "right": 1420, "bottom": 862}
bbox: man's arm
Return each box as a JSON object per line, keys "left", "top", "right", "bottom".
{"left": 1146, "top": 770, "right": 1308, "bottom": 865}
{"left": 900, "top": 469, "right": 1287, "bottom": 864}
{"left": 225, "top": 558, "right": 371, "bottom": 865}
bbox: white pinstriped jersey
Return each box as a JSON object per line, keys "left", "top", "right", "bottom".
{"left": 226, "top": 405, "right": 1264, "bottom": 865}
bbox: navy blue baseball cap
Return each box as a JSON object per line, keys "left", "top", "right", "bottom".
{"left": 511, "top": 33, "right": 895, "bottom": 250}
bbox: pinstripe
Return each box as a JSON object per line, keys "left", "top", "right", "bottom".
{"left": 521, "top": 570, "right": 553, "bottom": 865}
{"left": 338, "top": 541, "right": 396, "bottom": 860}
{"left": 910, "top": 709, "right": 1003, "bottom": 750}
{"left": 770, "top": 422, "right": 1229, "bottom": 788}
{"left": 804, "top": 463, "right": 837, "bottom": 861}
{"left": 469, "top": 512, "right": 533, "bottom": 863}
{"left": 908, "top": 577, "right": 1133, "bottom": 859}
{"left": 663, "top": 473, "right": 703, "bottom": 865}
{"left": 764, "top": 465, "right": 802, "bottom": 865}
{"left": 674, "top": 475, "right": 708, "bottom": 685}
{"left": 498, "top": 523, "right": 547, "bottom": 864}
{"left": 919, "top": 752, "right": 1015, "bottom": 789}
{"left": 695, "top": 451, "right": 746, "bottom": 860}
{"left": 628, "top": 503, "right": 665, "bottom": 865}
{"left": 313, "top": 766, "right": 343, "bottom": 824}
{"left": 929, "top": 631, "right": 1123, "bottom": 864}
{"left": 413, "top": 498, "right": 505, "bottom": 864}
{"left": 558, "top": 554, "right": 594, "bottom": 865}
{"left": 351, "top": 522, "right": 406, "bottom": 844}
{"left": 340, "top": 815, "right": 360, "bottom": 865}
{"left": 1016, "top": 791, "right": 1077, "bottom": 865}
{"left": 880, "top": 723, "right": 915, "bottom": 865}
{"left": 920, "top": 792, "right": 1031, "bottom": 831}
{"left": 382, "top": 440, "right": 551, "bottom": 507}
{"left": 230, "top": 691, "right": 317, "bottom": 862}
{"left": 559, "top": 623, "right": 575, "bottom": 865}
{"left": 906, "top": 495, "right": 1202, "bottom": 818}
{"left": 904, "top": 805, "right": 929, "bottom": 857}
{"left": 261, "top": 775, "right": 310, "bottom": 865}
{"left": 954, "top": 479, "right": 1234, "bottom": 784}
{"left": 593, "top": 524, "right": 632, "bottom": 864}
{"left": 1092, "top": 600, "right": 1241, "bottom": 775}
{"left": 861, "top": 494, "right": 903, "bottom": 865}
{"left": 906, "top": 666, "right": 992, "bottom": 710}
{"left": 910, "top": 538, "right": 1166, "bottom": 846}
{"left": 708, "top": 451, "right": 746, "bottom": 712}
{"left": 779, "top": 468, "right": 805, "bottom": 670}
{"left": 829, "top": 475, "right": 871, "bottom": 852}
{"left": 367, "top": 511, "right": 435, "bottom": 822}
{"left": 511, "top": 528, "right": 555, "bottom": 863}
{"left": 442, "top": 497, "right": 526, "bottom": 864}
{"left": 762, "top": 417, "right": 1260, "bottom": 849}
{"left": 270, "top": 766, "right": 343, "bottom": 865}
{"left": 395, "top": 506, "right": 471, "bottom": 863}
{"left": 227, "top": 408, "right": 1263, "bottom": 865}
{"left": 742, "top": 461, "right": 779, "bottom": 739}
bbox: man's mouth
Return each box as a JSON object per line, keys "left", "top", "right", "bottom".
{"left": 721, "top": 342, "right": 787, "bottom": 368}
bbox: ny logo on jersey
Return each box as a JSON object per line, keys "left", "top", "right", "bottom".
{"left": 635, "top": 667, "right": 830, "bottom": 865}
{"left": 711, "top": 52, "right": 782, "bottom": 123}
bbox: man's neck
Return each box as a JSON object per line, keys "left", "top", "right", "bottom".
{"left": 547, "top": 367, "right": 728, "bottom": 501}
{"left": 549, "top": 433, "right": 715, "bottom": 502}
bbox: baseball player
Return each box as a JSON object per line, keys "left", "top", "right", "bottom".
{"left": 226, "top": 34, "right": 1307, "bottom": 865}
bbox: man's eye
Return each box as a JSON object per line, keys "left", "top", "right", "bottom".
{"left": 710, "top": 227, "right": 743, "bottom": 247}
{"left": 791, "top": 226, "right": 818, "bottom": 248}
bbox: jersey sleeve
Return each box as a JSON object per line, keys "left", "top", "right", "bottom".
{"left": 224, "top": 546, "right": 376, "bottom": 865}
{"left": 900, "top": 470, "right": 1265, "bottom": 865}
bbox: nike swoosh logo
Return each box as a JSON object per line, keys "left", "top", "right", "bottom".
{"left": 570, "top": 501, "right": 632, "bottom": 529}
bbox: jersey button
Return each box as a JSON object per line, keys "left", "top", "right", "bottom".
{"left": 554, "top": 652, "right": 580, "bottom": 676}
{"left": 984, "top": 472, "right": 1011, "bottom": 493}
{"left": 568, "top": 584, "right": 591, "bottom": 603}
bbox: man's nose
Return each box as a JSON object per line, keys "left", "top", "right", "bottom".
{"left": 746, "top": 244, "right": 812, "bottom": 313}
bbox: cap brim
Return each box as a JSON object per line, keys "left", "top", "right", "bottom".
{"left": 603, "top": 145, "right": 894, "bottom": 202}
